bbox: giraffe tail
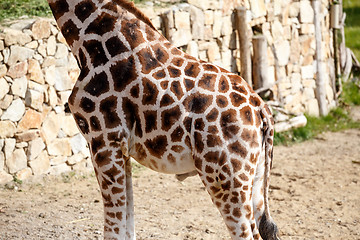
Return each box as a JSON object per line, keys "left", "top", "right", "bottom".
{"left": 259, "top": 106, "right": 280, "bottom": 240}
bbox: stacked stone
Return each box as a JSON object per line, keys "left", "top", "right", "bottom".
{"left": 249, "top": 0, "right": 335, "bottom": 115}
{"left": 161, "top": 0, "right": 239, "bottom": 72}
{"left": 0, "top": 18, "right": 91, "bottom": 184}
{"left": 160, "top": 0, "right": 335, "bottom": 117}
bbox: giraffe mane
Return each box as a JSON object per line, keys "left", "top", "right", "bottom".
{"left": 114, "top": 0, "right": 156, "bottom": 30}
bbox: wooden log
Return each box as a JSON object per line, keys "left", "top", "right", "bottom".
{"left": 252, "top": 35, "right": 269, "bottom": 90}
{"left": 235, "top": 7, "right": 252, "bottom": 86}
{"left": 312, "top": 0, "right": 328, "bottom": 116}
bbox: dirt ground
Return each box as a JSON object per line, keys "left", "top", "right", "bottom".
{"left": 1, "top": 128, "right": 360, "bottom": 240}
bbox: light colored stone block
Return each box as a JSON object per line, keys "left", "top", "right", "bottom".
{"left": 11, "top": 76, "right": 28, "bottom": 98}
{"left": 1, "top": 98, "right": 25, "bottom": 122}
{"left": 29, "top": 151, "right": 50, "bottom": 175}
{"left": 47, "top": 138, "right": 72, "bottom": 156}
{"left": 17, "top": 109, "right": 43, "bottom": 132}
{"left": 300, "top": 0, "right": 314, "bottom": 23}
{"left": 28, "top": 138, "right": 46, "bottom": 161}
{"left": 0, "top": 77, "right": 10, "bottom": 99}
{"left": 0, "top": 121, "right": 16, "bottom": 138}
{"left": 6, "top": 148, "right": 27, "bottom": 174}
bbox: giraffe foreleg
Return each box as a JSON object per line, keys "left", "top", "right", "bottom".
{"left": 90, "top": 142, "right": 135, "bottom": 240}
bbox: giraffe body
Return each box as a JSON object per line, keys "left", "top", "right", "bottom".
{"left": 47, "top": 0, "right": 279, "bottom": 239}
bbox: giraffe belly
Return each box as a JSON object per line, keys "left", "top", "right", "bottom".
{"left": 130, "top": 142, "right": 195, "bottom": 175}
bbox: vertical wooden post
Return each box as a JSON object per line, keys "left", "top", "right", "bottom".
{"left": 235, "top": 7, "right": 252, "bottom": 86}
{"left": 252, "top": 35, "right": 269, "bottom": 90}
{"left": 312, "top": 0, "right": 328, "bottom": 116}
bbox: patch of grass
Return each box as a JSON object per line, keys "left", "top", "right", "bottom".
{"left": 344, "top": 0, "right": 360, "bottom": 61}
{"left": 274, "top": 108, "right": 360, "bottom": 146}
{"left": 0, "top": 0, "right": 52, "bottom": 22}
{"left": 342, "top": 80, "right": 360, "bottom": 105}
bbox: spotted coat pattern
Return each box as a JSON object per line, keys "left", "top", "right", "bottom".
{"left": 47, "top": 0, "right": 279, "bottom": 239}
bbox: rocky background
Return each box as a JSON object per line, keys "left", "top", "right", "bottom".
{"left": 0, "top": 0, "right": 335, "bottom": 184}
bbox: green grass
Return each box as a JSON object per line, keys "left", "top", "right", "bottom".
{"left": 0, "top": 0, "right": 52, "bottom": 22}
{"left": 274, "top": 107, "right": 360, "bottom": 146}
{"left": 344, "top": 0, "right": 360, "bottom": 61}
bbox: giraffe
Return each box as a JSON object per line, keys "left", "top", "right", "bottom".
{"left": 46, "top": 0, "right": 280, "bottom": 239}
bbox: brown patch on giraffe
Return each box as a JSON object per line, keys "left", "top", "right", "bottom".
{"left": 199, "top": 74, "right": 216, "bottom": 91}
{"left": 91, "top": 135, "right": 105, "bottom": 153}
{"left": 104, "top": 165, "right": 122, "bottom": 184}
{"left": 244, "top": 204, "right": 252, "bottom": 219}
{"left": 170, "top": 81, "right": 184, "bottom": 100}
{"left": 139, "top": 50, "right": 161, "bottom": 74}
{"left": 240, "top": 191, "right": 246, "bottom": 203}
{"left": 239, "top": 173, "right": 249, "bottom": 182}
{"left": 206, "top": 108, "right": 219, "bottom": 122}
{"left": 107, "top": 131, "right": 123, "bottom": 148}
{"left": 244, "top": 163, "right": 251, "bottom": 172}
{"left": 234, "top": 177, "right": 242, "bottom": 188}
{"left": 203, "top": 63, "right": 219, "bottom": 72}
{"left": 222, "top": 164, "right": 232, "bottom": 176}
{"left": 144, "top": 110, "right": 157, "bottom": 133}
{"left": 240, "top": 223, "right": 250, "bottom": 238}
{"left": 151, "top": 44, "right": 169, "bottom": 63}
{"left": 183, "top": 117, "right": 192, "bottom": 132}
{"left": 184, "top": 62, "right": 201, "bottom": 78}
{"left": 153, "top": 69, "right": 166, "bottom": 80}
{"left": 216, "top": 95, "right": 228, "bottom": 108}
{"left": 167, "top": 154, "right": 176, "bottom": 164}
{"left": 170, "top": 47, "right": 183, "bottom": 56}
{"left": 194, "top": 131, "right": 204, "bottom": 153}
{"left": 60, "top": 19, "right": 80, "bottom": 47}
{"left": 142, "top": 78, "right": 159, "bottom": 105}
{"left": 172, "top": 57, "right": 185, "bottom": 68}
{"left": 84, "top": 72, "right": 109, "bottom": 97}
{"left": 170, "top": 126, "right": 184, "bottom": 142}
{"left": 144, "top": 135, "right": 168, "bottom": 158}
{"left": 230, "top": 92, "right": 246, "bottom": 107}
{"left": 94, "top": 150, "right": 112, "bottom": 168}
{"left": 79, "top": 97, "right": 95, "bottom": 113}
{"left": 160, "top": 94, "right": 174, "bottom": 107}
{"left": 233, "top": 208, "right": 242, "bottom": 218}
{"left": 249, "top": 95, "right": 261, "bottom": 107}
{"left": 250, "top": 152, "right": 259, "bottom": 165}
{"left": 121, "top": 19, "right": 146, "bottom": 49}
{"left": 113, "top": 0, "right": 156, "bottom": 30}
{"left": 206, "top": 176, "right": 215, "bottom": 183}
{"left": 90, "top": 116, "right": 101, "bottom": 131}
{"left": 130, "top": 84, "right": 140, "bottom": 98}
{"left": 254, "top": 110, "right": 262, "bottom": 127}
{"left": 221, "top": 109, "right": 240, "bottom": 139}
{"left": 241, "top": 129, "right": 259, "bottom": 148}
{"left": 206, "top": 134, "right": 222, "bottom": 147}
{"left": 194, "top": 118, "right": 205, "bottom": 131}
{"left": 48, "top": 0, "right": 69, "bottom": 20}
{"left": 77, "top": 49, "right": 88, "bottom": 71}
{"left": 101, "top": 2, "right": 118, "bottom": 12}
{"left": 228, "top": 141, "right": 248, "bottom": 158}
{"left": 105, "top": 36, "right": 129, "bottom": 57}
{"left": 160, "top": 81, "right": 169, "bottom": 90}
{"left": 208, "top": 125, "right": 219, "bottom": 134}
{"left": 75, "top": 0, "right": 96, "bottom": 22}
{"left": 135, "top": 143, "right": 147, "bottom": 160}
{"left": 73, "top": 112, "right": 89, "bottom": 135}
{"left": 122, "top": 97, "right": 143, "bottom": 137}
{"left": 171, "top": 145, "right": 184, "bottom": 153}
{"left": 231, "top": 158, "right": 242, "bottom": 173}
{"left": 205, "top": 165, "right": 214, "bottom": 174}
{"left": 184, "top": 78, "right": 195, "bottom": 91}
{"left": 168, "top": 66, "right": 181, "bottom": 78}
{"left": 161, "top": 106, "right": 181, "bottom": 131}
{"left": 83, "top": 40, "right": 109, "bottom": 67}
{"left": 232, "top": 82, "right": 248, "bottom": 95}
{"left": 218, "top": 76, "right": 230, "bottom": 93}
{"left": 145, "top": 24, "right": 157, "bottom": 42}
{"left": 185, "top": 135, "right": 191, "bottom": 149}
{"left": 223, "top": 203, "right": 231, "bottom": 215}
{"left": 99, "top": 96, "right": 121, "bottom": 129}
{"left": 111, "top": 56, "right": 138, "bottom": 93}
{"left": 183, "top": 93, "right": 213, "bottom": 114}
{"left": 194, "top": 156, "right": 202, "bottom": 171}
{"left": 239, "top": 106, "right": 254, "bottom": 125}
{"left": 204, "top": 151, "right": 220, "bottom": 163}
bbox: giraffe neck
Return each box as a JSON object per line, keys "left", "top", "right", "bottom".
{"left": 47, "top": 0, "right": 155, "bottom": 62}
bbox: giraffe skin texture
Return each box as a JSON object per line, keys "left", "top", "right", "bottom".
{"left": 46, "top": 0, "right": 280, "bottom": 239}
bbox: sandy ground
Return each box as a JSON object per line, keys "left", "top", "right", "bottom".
{"left": 0, "top": 128, "right": 360, "bottom": 240}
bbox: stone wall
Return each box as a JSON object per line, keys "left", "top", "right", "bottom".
{"left": 0, "top": 18, "right": 92, "bottom": 184}
{"left": 0, "top": 0, "right": 336, "bottom": 184}
{"left": 158, "top": 0, "right": 336, "bottom": 115}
